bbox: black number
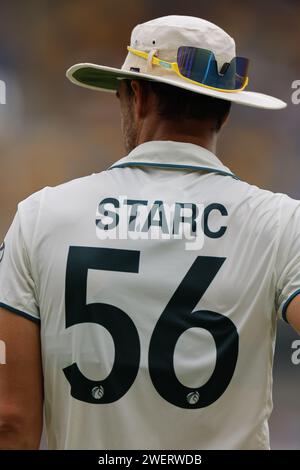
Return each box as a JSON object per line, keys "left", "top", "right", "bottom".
{"left": 63, "top": 247, "right": 141, "bottom": 403}
{"left": 64, "top": 248, "right": 239, "bottom": 408}
{"left": 149, "top": 256, "right": 239, "bottom": 408}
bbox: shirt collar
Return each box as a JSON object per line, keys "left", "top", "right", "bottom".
{"left": 108, "top": 141, "right": 238, "bottom": 179}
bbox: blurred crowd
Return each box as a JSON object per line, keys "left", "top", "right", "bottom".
{"left": 0, "top": 0, "right": 299, "bottom": 448}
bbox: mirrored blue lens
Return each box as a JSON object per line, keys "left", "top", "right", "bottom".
{"left": 177, "top": 47, "right": 249, "bottom": 90}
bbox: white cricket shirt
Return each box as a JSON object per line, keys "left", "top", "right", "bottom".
{"left": 1, "top": 141, "right": 300, "bottom": 449}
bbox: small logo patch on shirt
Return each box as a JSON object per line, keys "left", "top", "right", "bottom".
{"left": 0, "top": 242, "right": 5, "bottom": 263}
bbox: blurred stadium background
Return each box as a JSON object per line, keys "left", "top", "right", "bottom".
{"left": 0, "top": 0, "right": 299, "bottom": 449}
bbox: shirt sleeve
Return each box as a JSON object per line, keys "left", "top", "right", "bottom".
{"left": 0, "top": 209, "right": 40, "bottom": 324}
{"left": 276, "top": 201, "right": 300, "bottom": 322}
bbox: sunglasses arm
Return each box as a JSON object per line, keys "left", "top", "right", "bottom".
{"left": 127, "top": 46, "right": 249, "bottom": 92}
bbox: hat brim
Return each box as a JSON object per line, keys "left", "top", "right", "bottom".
{"left": 66, "top": 63, "right": 287, "bottom": 110}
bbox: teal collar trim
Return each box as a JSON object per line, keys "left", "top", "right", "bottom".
{"left": 108, "top": 161, "right": 239, "bottom": 180}
{"left": 107, "top": 141, "right": 239, "bottom": 180}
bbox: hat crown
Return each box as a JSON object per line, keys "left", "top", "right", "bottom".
{"left": 129, "top": 16, "right": 236, "bottom": 65}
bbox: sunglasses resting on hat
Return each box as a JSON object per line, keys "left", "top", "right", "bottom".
{"left": 127, "top": 45, "right": 249, "bottom": 93}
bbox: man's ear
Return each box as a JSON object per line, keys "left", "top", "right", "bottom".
{"left": 131, "top": 80, "right": 149, "bottom": 120}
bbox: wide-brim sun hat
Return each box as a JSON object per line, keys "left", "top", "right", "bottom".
{"left": 66, "top": 15, "right": 286, "bottom": 110}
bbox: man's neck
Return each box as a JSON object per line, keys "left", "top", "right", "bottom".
{"left": 135, "top": 117, "right": 218, "bottom": 154}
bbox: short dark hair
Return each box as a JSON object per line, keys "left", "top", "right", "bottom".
{"left": 123, "top": 79, "right": 231, "bottom": 131}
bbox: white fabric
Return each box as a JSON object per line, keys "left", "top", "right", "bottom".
{"left": 1, "top": 141, "right": 300, "bottom": 450}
